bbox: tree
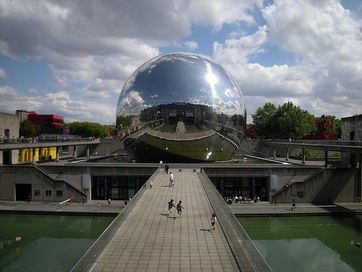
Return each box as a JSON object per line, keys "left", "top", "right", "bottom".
{"left": 274, "top": 102, "right": 315, "bottom": 139}
{"left": 20, "top": 119, "right": 35, "bottom": 137}
{"left": 252, "top": 102, "right": 277, "bottom": 138}
{"left": 252, "top": 102, "right": 315, "bottom": 139}
{"left": 116, "top": 115, "right": 132, "bottom": 129}
{"left": 69, "top": 122, "right": 109, "bottom": 138}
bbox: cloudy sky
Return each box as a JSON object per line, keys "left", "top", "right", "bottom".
{"left": 0, "top": 0, "right": 361, "bottom": 124}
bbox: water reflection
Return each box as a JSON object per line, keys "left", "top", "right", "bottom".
{"left": 239, "top": 216, "right": 362, "bottom": 272}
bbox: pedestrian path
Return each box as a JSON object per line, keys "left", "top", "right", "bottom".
{"left": 92, "top": 168, "right": 238, "bottom": 271}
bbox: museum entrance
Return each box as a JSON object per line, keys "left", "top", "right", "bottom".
{"left": 91, "top": 175, "right": 149, "bottom": 200}
{"left": 16, "top": 184, "right": 32, "bottom": 201}
{"left": 210, "top": 176, "right": 269, "bottom": 201}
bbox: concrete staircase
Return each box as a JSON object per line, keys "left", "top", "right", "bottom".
{"left": 272, "top": 168, "right": 355, "bottom": 204}
{"left": 34, "top": 165, "right": 87, "bottom": 197}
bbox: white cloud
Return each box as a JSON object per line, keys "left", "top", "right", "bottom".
{"left": 0, "top": 86, "right": 115, "bottom": 124}
{"left": 213, "top": 0, "right": 362, "bottom": 120}
{"left": 0, "top": 0, "right": 361, "bottom": 124}
{"left": 0, "top": 68, "right": 7, "bottom": 79}
{"left": 188, "top": 0, "right": 263, "bottom": 31}
{"left": 183, "top": 41, "right": 199, "bottom": 51}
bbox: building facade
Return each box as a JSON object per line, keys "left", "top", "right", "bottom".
{"left": 0, "top": 112, "right": 19, "bottom": 164}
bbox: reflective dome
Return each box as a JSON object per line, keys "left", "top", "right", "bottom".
{"left": 116, "top": 52, "right": 246, "bottom": 162}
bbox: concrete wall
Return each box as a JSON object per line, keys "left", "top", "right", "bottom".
{"left": 0, "top": 112, "right": 19, "bottom": 164}
{"left": 0, "top": 166, "right": 86, "bottom": 202}
{"left": 273, "top": 168, "right": 356, "bottom": 204}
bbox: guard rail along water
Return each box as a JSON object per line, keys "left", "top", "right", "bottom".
{"left": 71, "top": 167, "right": 161, "bottom": 272}
{"left": 199, "top": 171, "right": 273, "bottom": 272}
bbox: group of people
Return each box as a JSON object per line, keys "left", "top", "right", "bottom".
{"left": 167, "top": 199, "right": 217, "bottom": 230}
{"left": 226, "top": 195, "right": 260, "bottom": 205}
{"left": 167, "top": 199, "right": 184, "bottom": 218}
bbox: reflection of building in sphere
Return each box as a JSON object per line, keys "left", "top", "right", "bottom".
{"left": 116, "top": 52, "right": 246, "bottom": 162}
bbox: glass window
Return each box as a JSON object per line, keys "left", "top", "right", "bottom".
{"left": 46, "top": 190, "right": 52, "bottom": 196}
{"left": 56, "top": 190, "right": 63, "bottom": 197}
{"left": 34, "top": 190, "right": 41, "bottom": 196}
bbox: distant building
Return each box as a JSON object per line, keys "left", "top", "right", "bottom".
{"left": 16, "top": 110, "right": 31, "bottom": 122}
{"left": 0, "top": 111, "right": 19, "bottom": 164}
{"left": 27, "top": 111, "right": 64, "bottom": 135}
{"left": 341, "top": 114, "right": 362, "bottom": 142}
{"left": 341, "top": 114, "right": 362, "bottom": 167}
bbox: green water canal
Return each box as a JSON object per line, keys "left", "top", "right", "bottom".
{"left": 239, "top": 215, "right": 362, "bottom": 272}
{"left": 0, "top": 214, "right": 114, "bottom": 272}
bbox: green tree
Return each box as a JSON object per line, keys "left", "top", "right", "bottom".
{"left": 116, "top": 115, "right": 132, "bottom": 129}
{"left": 19, "top": 119, "right": 35, "bottom": 137}
{"left": 329, "top": 116, "right": 341, "bottom": 138}
{"left": 69, "top": 122, "right": 109, "bottom": 138}
{"left": 252, "top": 102, "right": 277, "bottom": 138}
{"left": 274, "top": 102, "right": 315, "bottom": 139}
{"left": 252, "top": 102, "right": 315, "bottom": 139}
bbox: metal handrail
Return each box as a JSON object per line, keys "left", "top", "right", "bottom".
{"left": 199, "top": 172, "right": 273, "bottom": 272}
{"left": 71, "top": 167, "right": 160, "bottom": 272}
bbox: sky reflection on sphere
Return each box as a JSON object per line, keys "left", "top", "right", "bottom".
{"left": 117, "top": 52, "right": 245, "bottom": 117}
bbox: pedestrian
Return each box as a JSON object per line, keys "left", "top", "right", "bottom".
{"left": 291, "top": 199, "right": 296, "bottom": 210}
{"left": 108, "top": 198, "right": 112, "bottom": 205}
{"left": 211, "top": 213, "right": 217, "bottom": 230}
{"left": 168, "top": 199, "right": 175, "bottom": 217}
{"left": 169, "top": 172, "right": 174, "bottom": 187}
{"left": 97, "top": 202, "right": 101, "bottom": 211}
{"left": 176, "top": 201, "right": 184, "bottom": 217}
{"left": 165, "top": 164, "right": 169, "bottom": 174}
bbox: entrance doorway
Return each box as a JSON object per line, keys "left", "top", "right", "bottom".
{"left": 16, "top": 184, "right": 32, "bottom": 201}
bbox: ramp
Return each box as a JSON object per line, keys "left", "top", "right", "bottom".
{"left": 88, "top": 168, "right": 239, "bottom": 271}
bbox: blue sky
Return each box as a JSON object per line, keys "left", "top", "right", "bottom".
{"left": 0, "top": 0, "right": 361, "bottom": 124}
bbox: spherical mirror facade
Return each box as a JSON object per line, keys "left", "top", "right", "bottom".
{"left": 116, "top": 52, "right": 245, "bottom": 162}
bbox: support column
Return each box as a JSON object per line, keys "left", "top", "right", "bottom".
{"left": 56, "top": 147, "right": 60, "bottom": 162}
{"left": 358, "top": 154, "right": 361, "bottom": 202}
{"left": 273, "top": 150, "right": 276, "bottom": 159}
{"left": 0, "top": 150, "right": 3, "bottom": 165}
{"left": 32, "top": 148, "right": 36, "bottom": 165}
{"left": 302, "top": 148, "right": 306, "bottom": 164}
{"left": 86, "top": 147, "right": 90, "bottom": 157}
{"left": 73, "top": 145, "right": 77, "bottom": 159}
{"left": 324, "top": 150, "right": 328, "bottom": 167}
{"left": 286, "top": 151, "right": 289, "bottom": 162}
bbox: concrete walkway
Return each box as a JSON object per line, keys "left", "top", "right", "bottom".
{"left": 0, "top": 200, "right": 123, "bottom": 215}
{"left": 229, "top": 202, "right": 362, "bottom": 216}
{"left": 92, "top": 169, "right": 238, "bottom": 272}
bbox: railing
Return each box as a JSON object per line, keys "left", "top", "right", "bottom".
{"left": 71, "top": 167, "right": 160, "bottom": 272}
{"left": 199, "top": 172, "right": 273, "bottom": 272}
{"left": 0, "top": 137, "right": 100, "bottom": 144}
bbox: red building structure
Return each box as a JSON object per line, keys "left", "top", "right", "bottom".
{"left": 27, "top": 112, "right": 64, "bottom": 135}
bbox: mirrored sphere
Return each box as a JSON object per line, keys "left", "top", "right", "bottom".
{"left": 116, "top": 52, "right": 246, "bottom": 162}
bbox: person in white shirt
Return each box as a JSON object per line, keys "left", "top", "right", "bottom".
{"left": 169, "top": 172, "right": 174, "bottom": 187}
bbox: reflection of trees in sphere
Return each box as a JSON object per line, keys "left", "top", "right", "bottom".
{"left": 116, "top": 52, "right": 246, "bottom": 162}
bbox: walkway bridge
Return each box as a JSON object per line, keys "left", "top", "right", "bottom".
{"left": 73, "top": 168, "right": 271, "bottom": 271}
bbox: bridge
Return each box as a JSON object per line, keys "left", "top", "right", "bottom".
{"left": 73, "top": 168, "right": 271, "bottom": 272}
{"left": 266, "top": 140, "right": 362, "bottom": 166}
{"left": 0, "top": 138, "right": 101, "bottom": 165}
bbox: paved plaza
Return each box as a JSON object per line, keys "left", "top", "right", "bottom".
{"left": 92, "top": 168, "right": 239, "bottom": 272}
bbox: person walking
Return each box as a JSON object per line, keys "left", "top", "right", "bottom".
{"left": 291, "top": 199, "right": 296, "bottom": 210}
{"left": 167, "top": 199, "right": 175, "bottom": 217}
{"left": 176, "top": 201, "right": 184, "bottom": 217}
{"left": 169, "top": 172, "right": 174, "bottom": 187}
{"left": 211, "top": 213, "right": 217, "bottom": 230}
{"left": 165, "top": 164, "right": 169, "bottom": 174}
